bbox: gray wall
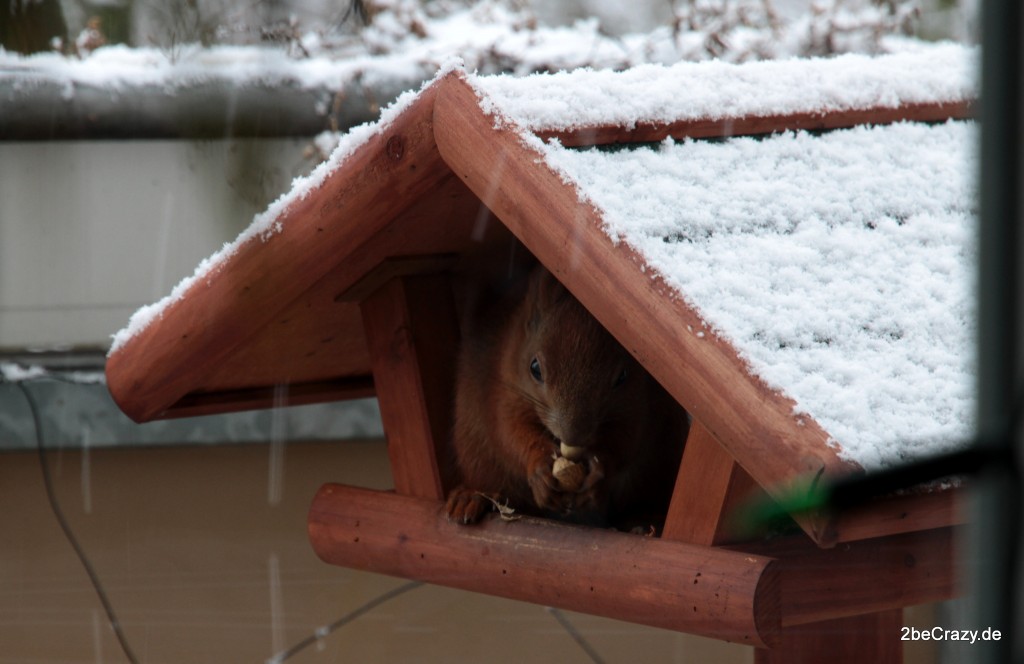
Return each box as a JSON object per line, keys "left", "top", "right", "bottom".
{"left": 0, "top": 137, "right": 316, "bottom": 349}
{"left": 0, "top": 378, "right": 383, "bottom": 450}
{"left": 0, "top": 137, "right": 383, "bottom": 448}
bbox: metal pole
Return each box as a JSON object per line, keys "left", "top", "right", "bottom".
{"left": 975, "top": 0, "right": 1022, "bottom": 661}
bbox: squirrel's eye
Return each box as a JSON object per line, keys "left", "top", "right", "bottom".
{"left": 529, "top": 357, "right": 543, "bottom": 383}
{"left": 613, "top": 368, "right": 628, "bottom": 388}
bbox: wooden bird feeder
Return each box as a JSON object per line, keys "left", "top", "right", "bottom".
{"left": 106, "top": 48, "right": 975, "bottom": 662}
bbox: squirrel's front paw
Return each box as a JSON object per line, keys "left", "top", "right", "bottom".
{"left": 445, "top": 486, "right": 500, "bottom": 525}
{"left": 528, "top": 463, "right": 574, "bottom": 515}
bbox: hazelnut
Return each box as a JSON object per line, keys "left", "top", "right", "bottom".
{"left": 552, "top": 456, "right": 585, "bottom": 492}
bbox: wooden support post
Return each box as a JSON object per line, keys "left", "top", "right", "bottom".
{"left": 662, "top": 420, "right": 760, "bottom": 545}
{"left": 308, "top": 483, "right": 781, "bottom": 647}
{"left": 359, "top": 274, "right": 459, "bottom": 500}
{"left": 755, "top": 609, "right": 903, "bottom": 664}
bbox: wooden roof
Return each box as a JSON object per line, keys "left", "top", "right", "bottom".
{"left": 107, "top": 50, "right": 971, "bottom": 567}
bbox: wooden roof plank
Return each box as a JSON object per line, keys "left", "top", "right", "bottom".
{"left": 106, "top": 83, "right": 451, "bottom": 422}
{"left": 160, "top": 377, "right": 375, "bottom": 419}
{"left": 433, "top": 72, "right": 856, "bottom": 547}
{"left": 830, "top": 487, "right": 966, "bottom": 544}
{"left": 190, "top": 298, "right": 371, "bottom": 395}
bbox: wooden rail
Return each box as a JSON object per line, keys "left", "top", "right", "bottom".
{"left": 308, "top": 483, "right": 782, "bottom": 648}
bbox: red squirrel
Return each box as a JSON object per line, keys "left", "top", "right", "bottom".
{"left": 444, "top": 265, "right": 688, "bottom": 528}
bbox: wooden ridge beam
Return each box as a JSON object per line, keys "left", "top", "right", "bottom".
{"left": 308, "top": 483, "right": 781, "bottom": 648}
{"left": 541, "top": 99, "right": 974, "bottom": 147}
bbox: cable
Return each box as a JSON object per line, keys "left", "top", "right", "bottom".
{"left": 266, "top": 580, "right": 424, "bottom": 663}
{"left": 10, "top": 369, "right": 423, "bottom": 664}
{"left": 546, "top": 607, "right": 607, "bottom": 664}
{"left": 14, "top": 379, "right": 140, "bottom": 664}
{"left": 269, "top": 584, "right": 611, "bottom": 664}
{"left": 9, "top": 368, "right": 610, "bottom": 664}
{"left": 8, "top": 368, "right": 426, "bottom": 664}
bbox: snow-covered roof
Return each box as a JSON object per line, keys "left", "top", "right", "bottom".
{"left": 539, "top": 122, "right": 975, "bottom": 471}
{"left": 471, "top": 43, "right": 974, "bottom": 135}
{"left": 106, "top": 46, "right": 976, "bottom": 544}
{"left": 472, "top": 45, "right": 976, "bottom": 471}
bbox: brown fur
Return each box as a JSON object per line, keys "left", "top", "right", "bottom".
{"left": 445, "top": 265, "right": 688, "bottom": 527}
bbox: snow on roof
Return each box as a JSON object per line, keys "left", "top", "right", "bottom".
{"left": 457, "top": 45, "right": 977, "bottom": 470}
{"left": 471, "top": 43, "right": 975, "bottom": 133}
{"left": 537, "top": 121, "right": 976, "bottom": 470}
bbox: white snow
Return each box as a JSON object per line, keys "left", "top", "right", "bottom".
{"left": 0, "top": 1, "right": 969, "bottom": 99}
{"left": 536, "top": 121, "right": 976, "bottom": 470}
{"left": 0, "top": 43, "right": 430, "bottom": 96}
{"left": 1, "top": 362, "right": 48, "bottom": 383}
{"left": 471, "top": 43, "right": 975, "bottom": 133}
{"left": 0, "top": 12, "right": 661, "bottom": 96}
{"left": 0, "top": 362, "right": 107, "bottom": 385}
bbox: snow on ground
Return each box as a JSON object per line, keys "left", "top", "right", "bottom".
{"left": 0, "top": 42, "right": 431, "bottom": 97}
{"left": 0, "top": 363, "right": 49, "bottom": 383}
{"left": 1, "top": 0, "right": 949, "bottom": 97}
{"left": 0, "top": 362, "right": 107, "bottom": 385}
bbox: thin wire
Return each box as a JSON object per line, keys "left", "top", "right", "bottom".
{"left": 9, "top": 370, "right": 610, "bottom": 664}
{"left": 10, "top": 371, "right": 422, "bottom": 664}
{"left": 267, "top": 580, "right": 425, "bottom": 663}
{"left": 546, "top": 607, "right": 607, "bottom": 664}
{"left": 14, "top": 380, "right": 140, "bottom": 664}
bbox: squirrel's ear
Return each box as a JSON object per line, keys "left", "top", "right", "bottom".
{"left": 526, "top": 266, "right": 568, "bottom": 329}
